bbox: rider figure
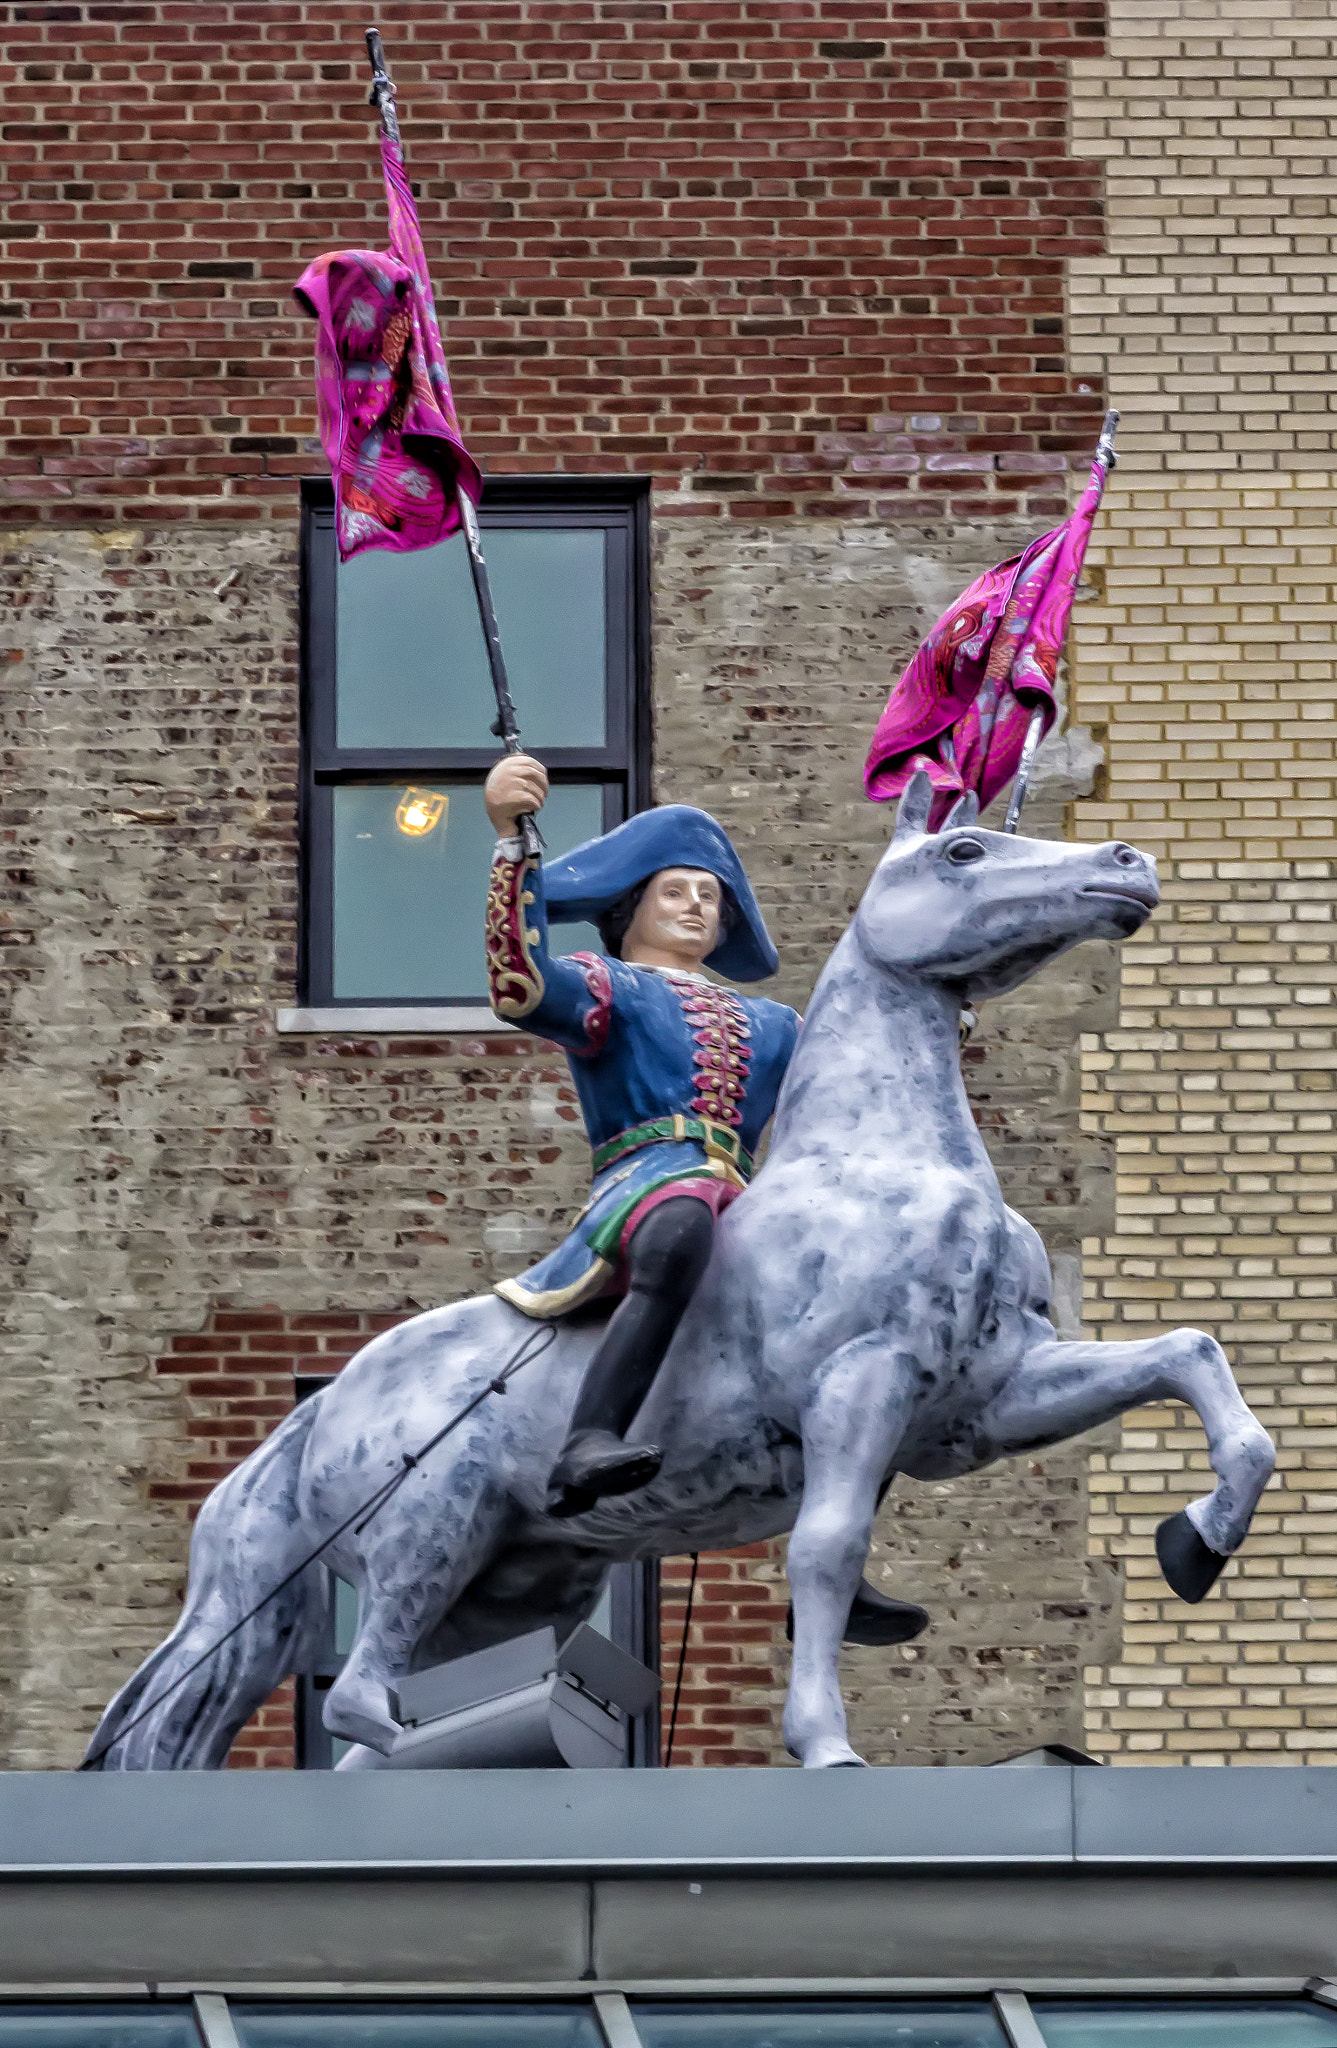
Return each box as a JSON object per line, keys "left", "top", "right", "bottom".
{"left": 483, "top": 753, "right": 802, "bottom": 1519}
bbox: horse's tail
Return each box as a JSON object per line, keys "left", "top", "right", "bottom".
{"left": 84, "top": 1396, "right": 325, "bottom": 1771}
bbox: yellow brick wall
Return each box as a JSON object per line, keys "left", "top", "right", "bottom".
{"left": 1068, "top": 2, "right": 1337, "bottom": 479}
{"left": 1068, "top": 5, "right": 1337, "bottom": 1761}
{"left": 1070, "top": 480, "right": 1337, "bottom": 1760}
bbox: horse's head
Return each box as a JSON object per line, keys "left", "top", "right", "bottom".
{"left": 855, "top": 769, "right": 1159, "bottom": 1003}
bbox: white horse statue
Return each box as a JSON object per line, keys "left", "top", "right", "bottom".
{"left": 86, "top": 776, "right": 1276, "bottom": 1771}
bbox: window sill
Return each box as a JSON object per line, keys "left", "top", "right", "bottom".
{"left": 275, "top": 1006, "right": 518, "bottom": 1035}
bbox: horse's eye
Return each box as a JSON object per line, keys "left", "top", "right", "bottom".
{"left": 945, "top": 838, "right": 986, "bottom": 864}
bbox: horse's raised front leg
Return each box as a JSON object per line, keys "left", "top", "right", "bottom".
{"left": 980, "top": 1328, "right": 1275, "bottom": 1602}
{"left": 784, "top": 1335, "right": 911, "bottom": 1769}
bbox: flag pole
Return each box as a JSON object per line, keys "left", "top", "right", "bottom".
{"left": 1001, "top": 408, "right": 1120, "bottom": 836}
{"left": 364, "top": 29, "right": 543, "bottom": 861}
{"left": 1000, "top": 704, "right": 1047, "bottom": 835}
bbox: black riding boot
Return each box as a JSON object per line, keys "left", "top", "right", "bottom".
{"left": 546, "top": 1196, "right": 715, "bottom": 1518}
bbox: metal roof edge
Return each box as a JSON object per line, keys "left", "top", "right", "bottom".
{"left": 0, "top": 1853, "right": 1079, "bottom": 1880}
{"left": 4, "top": 1765, "right": 1337, "bottom": 1876}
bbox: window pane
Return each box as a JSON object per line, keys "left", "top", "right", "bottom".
{"left": 334, "top": 1574, "right": 359, "bottom": 1655}
{"left": 336, "top": 526, "right": 608, "bottom": 751}
{"left": 331, "top": 782, "right": 603, "bottom": 1002}
{"left": 632, "top": 2005, "right": 1008, "bottom": 2048}
{"left": 588, "top": 1579, "right": 614, "bottom": 1637}
{"left": 231, "top": 2006, "right": 603, "bottom": 2048}
{"left": 1033, "top": 2005, "right": 1337, "bottom": 2048}
{"left": 0, "top": 2010, "right": 199, "bottom": 2048}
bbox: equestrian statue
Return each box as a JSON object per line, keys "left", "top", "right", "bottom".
{"left": 85, "top": 770, "right": 1276, "bottom": 1771}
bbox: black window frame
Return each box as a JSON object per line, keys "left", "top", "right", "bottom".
{"left": 298, "top": 474, "right": 652, "bottom": 1010}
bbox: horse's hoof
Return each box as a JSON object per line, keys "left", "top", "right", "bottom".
{"left": 803, "top": 1742, "right": 868, "bottom": 1768}
{"left": 1156, "top": 1509, "right": 1228, "bottom": 1603}
{"left": 785, "top": 1579, "right": 930, "bottom": 1648}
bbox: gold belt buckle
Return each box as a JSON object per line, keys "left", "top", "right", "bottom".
{"left": 703, "top": 1121, "right": 738, "bottom": 1166}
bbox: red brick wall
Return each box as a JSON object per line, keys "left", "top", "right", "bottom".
{"left": 3, "top": 0, "right": 1103, "bottom": 527}
{"left": 154, "top": 1306, "right": 794, "bottom": 1767}
{"left": 661, "top": 1546, "right": 791, "bottom": 1766}
{"left": 152, "top": 1308, "right": 408, "bottom": 1517}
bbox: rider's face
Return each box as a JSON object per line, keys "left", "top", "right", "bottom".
{"left": 625, "top": 867, "right": 723, "bottom": 966}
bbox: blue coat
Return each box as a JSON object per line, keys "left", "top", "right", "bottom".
{"left": 485, "top": 848, "right": 801, "bottom": 1317}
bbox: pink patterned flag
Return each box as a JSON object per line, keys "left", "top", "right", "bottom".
{"left": 294, "top": 130, "right": 481, "bottom": 564}
{"left": 863, "top": 428, "right": 1116, "bottom": 831}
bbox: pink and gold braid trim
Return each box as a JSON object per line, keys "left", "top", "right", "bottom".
{"left": 485, "top": 854, "right": 544, "bottom": 1020}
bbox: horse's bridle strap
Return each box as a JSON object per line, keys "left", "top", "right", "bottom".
{"left": 592, "top": 1116, "right": 753, "bottom": 1181}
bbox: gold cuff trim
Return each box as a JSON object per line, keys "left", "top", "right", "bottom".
{"left": 485, "top": 855, "right": 545, "bottom": 1021}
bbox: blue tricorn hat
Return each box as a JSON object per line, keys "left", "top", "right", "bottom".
{"left": 543, "top": 805, "right": 779, "bottom": 983}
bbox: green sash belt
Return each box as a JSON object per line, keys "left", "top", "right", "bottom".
{"left": 591, "top": 1115, "right": 754, "bottom": 1181}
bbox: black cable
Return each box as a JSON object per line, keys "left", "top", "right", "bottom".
{"left": 79, "top": 1318, "right": 559, "bottom": 1771}
{"left": 664, "top": 1549, "right": 699, "bottom": 1767}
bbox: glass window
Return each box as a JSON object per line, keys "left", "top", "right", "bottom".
{"left": 301, "top": 477, "right": 649, "bottom": 1009}
{"left": 631, "top": 2005, "right": 1009, "bottom": 2048}
{"left": 330, "top": 782, "right": 601, "bottom": 1003}
{"left": 337, "top": 527, "right": 607, "bottom": 752}
{"left": 230, "top": 2008, "right": 602, "bottom": 2048}
{"left": 0, "top": 2011, "right": 199, "bottom": 2048}
{"left": 1032, "top": 2005, "right": 1337, "bottom": 2048}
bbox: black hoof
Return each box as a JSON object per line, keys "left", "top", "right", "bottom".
{"left": 1156, "top": 1510, "right": 1228, "bottom": 1603}
{"left": 786, "top": 1578, "right": 931, "bottom": 1648}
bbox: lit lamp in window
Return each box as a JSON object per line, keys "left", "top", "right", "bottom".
{"left": 395, "top": 787, "right": 448, "bottom": 838}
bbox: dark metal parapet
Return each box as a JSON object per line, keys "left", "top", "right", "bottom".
{"left": 4, "top": 1765, "right": 1337, "bottom": 1877}
{"left": 0, "top": 1768, "right": 1335, "bottom": 1988}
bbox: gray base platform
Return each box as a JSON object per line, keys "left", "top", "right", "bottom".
{"left": 0, "top": 1766, "right": 1334, "bottom": 1987}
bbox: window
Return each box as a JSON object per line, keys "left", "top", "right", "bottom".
{"left": 299, "top": 476, "right": 651, "bottom": 1012}
{"left": 1028, "top": 2008, "right": 1337, "bottom": 2048}
{"left": 229, "top": 2011, "right": 602, "bottom": 2048}
{"left": 631, "top": 2009, "right": 1009, "bottom": 2048}
{"left": 291, "top": 1377, "right": 660, "bottom": 1769}
{"left": 630, "top": 2009, "right": 1337, "bottom": 2048}
{"left": 6, "top": 2001, "right": 1337, "bottom": 2048}
{"left": 0, "top": 2014, "right": 200, "bottom": 2048}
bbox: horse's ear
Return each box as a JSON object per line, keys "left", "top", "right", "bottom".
{"left": 942, "top": 790, "right": 979, "bottom": 831}
{"left": 892, "top": 768, "right": 934, "bottom": 842}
